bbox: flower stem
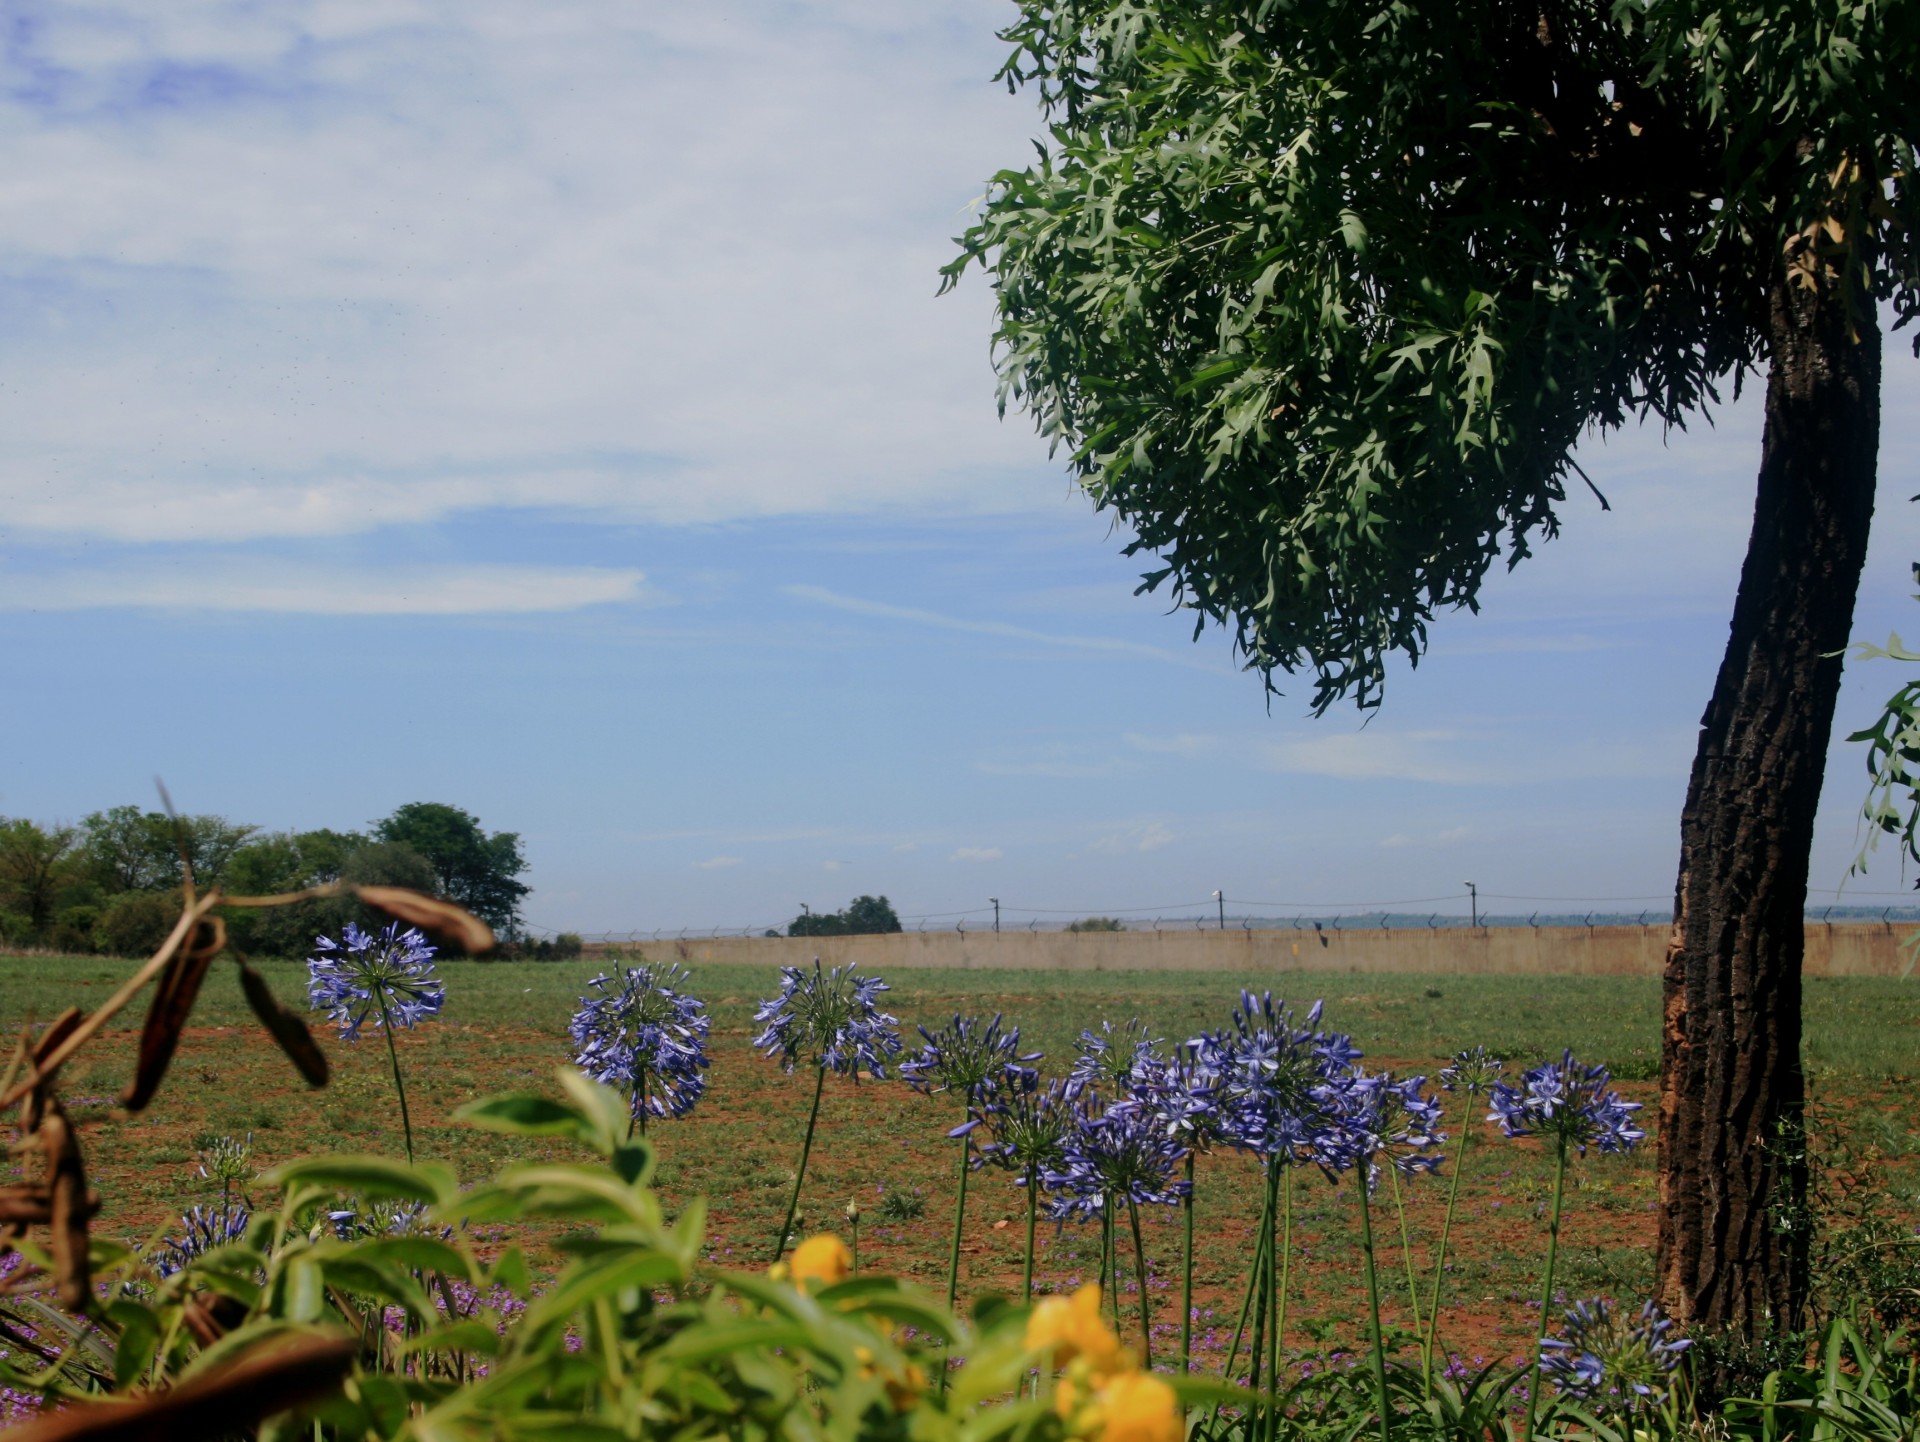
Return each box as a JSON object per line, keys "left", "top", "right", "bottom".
{"left": 377, "top": 995, "right": 415, "bottom": 1165}
{"left": 1268, "top": 1164, "right": 1292, "bottom": 1442}
{"left": 1525, "top": 1136, "right": 1570, "bottom": 1442}
{"left": 1356, "top": 1176, "right": 1391, "bottom": 1442}
{"left": 631, "top": 1062, "right": 649, "bottom": 1140}
{"left": 1387, "top": 1156, "right": 1424, "bottom": 1347}
{"left": 1247, "top": 1163, "right": 1279, "bottom": 1398}
{"left": 1179, "top": 1151, "right": 1195, "bottom": 1381}
{"left": 1126, "top": 1196, "right": 1152, "bottom": 1366}
{"left": 946, "top": 1122, "right": 971, "bottom": 1314}
{"left": 1422, "top": 1110, "right": 1475, "bottom": 1391}
{"left": 773, "top": 1065, "right": 827, "bottom": 1263}
{"left": 1024, "top": 1171, "right": 1039, "bottom": 1306}
{"left": 1103, "top": 1201, "right": 1120, "bottom": 1333}
{"left": 1209, "top": 1176, "right": 1274, "bottom": 1435}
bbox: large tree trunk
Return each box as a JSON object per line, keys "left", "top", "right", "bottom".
{"left": 1656, "top": 263, "right": 1880, "bottom": 1336}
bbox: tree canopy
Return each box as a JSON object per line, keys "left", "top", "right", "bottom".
{"left": 375, "top": 802, "right": 531, "bottom": 936}
{"left": 944, "top": 0, "right": 1917, "bottom": 710}
{"left": 788, "top": 896, "right": 904, "bottom": 938}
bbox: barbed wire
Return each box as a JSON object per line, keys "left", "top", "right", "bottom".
{"left": 522, "top": 888, "right": 1920, "bottom": 945}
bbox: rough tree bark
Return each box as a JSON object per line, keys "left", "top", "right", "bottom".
{"left": 1657, "top": 249, "right": 1881, "bottom": 1336}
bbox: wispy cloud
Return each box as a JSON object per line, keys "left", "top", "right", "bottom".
{"left": 0, "top": 563, "right": 649, "bottom": 615}
{"left": 786, "top": 584, "right": 1222, "bottom": 670}
{"left": 1091, "top": 821, "right": 1175, "bottom": 854}
{"left": 694, "top": 856, "right": 742, "bottom": 869}
{"left": 1123, "top": 732, "right": 1218, "bottom": 756}
{"left": 951, "top": 846, "right": 1002, "bottom": 862}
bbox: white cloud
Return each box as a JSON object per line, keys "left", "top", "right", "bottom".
{"left": 0, "top": 3, "right": 1053, "bottom": 543}
{"left": 823, "top": 860, "right": 847, "bottom": 871}
{"left": 0, "top": 562, "right": 649, "bottom": 614}
{"left": 694, "top": 856, "right": 742, "bottom": 870}
{"left": 950, "top": 846, "right": 1002, "bottom": 862}
{"left": 1379, "top": 826, "right": 1472, "bottom": 849}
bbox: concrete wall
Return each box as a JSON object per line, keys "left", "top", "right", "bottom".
{"left": 594, "top": 922, "right": 1909, "bottom": 978}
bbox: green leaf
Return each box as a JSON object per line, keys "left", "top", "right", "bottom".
{"left": 268, "top": 1155, "right": 457, "bottom": 1205}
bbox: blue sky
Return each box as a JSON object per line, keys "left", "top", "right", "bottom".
{"left": 1, "top": 2, "right": 1917, "bottom": 934}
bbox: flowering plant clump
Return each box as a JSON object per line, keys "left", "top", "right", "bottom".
{"left": 307, "top": 922, "right": 445, "bottom": 1041}
{"left": 1540, "top": 1298, "right": 1691, "bottom": 1412}
{"left": 1488, "top": 1050, "right": 1644, "bottom": 1155}
{"left": 752, "top": 960, "right": 902, "bottom": 1078}
{"left": 973, "top": 1073, "right": 1080, "bottom": 1184}
{"left": 153, "top": 1203, "right": 251, "bottom": 1278}
{"left": 1069, "top": 1018, "right": 1164, "bottom": 1096}
{"left": 569, "top": 963, "right": 711, "bottom": 1128}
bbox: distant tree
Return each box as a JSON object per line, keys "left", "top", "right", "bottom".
{"left": 79, "top": 806, "right": 257, "bottom": 894}
{"left": 374, "top": 803, "right": 530, "bottom": 935}
{"left": 787, "top": 896, "right": 903, "bottom": 937}
{"left": 1065, "top": 917, "right": 1125, "bottom": 933}
{"left": 0, "top": 819, "right": 80, "bottom": 931}
{"left": 842, "top": 896, "right": 903, "bottom": 935}
{"left": 94, "top": 891, "right": 182, "bottom": 958}
{"left": 224, "top": 834, "right": 435, "bottom": 958}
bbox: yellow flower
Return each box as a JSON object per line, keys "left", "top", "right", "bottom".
{"left": 854, "top": 1344, "right": 927, "bottom": 1411}
{"left": 1084, "top": 1371, "right": 1181, "bottom": 1442}
{"left": 788, "top": 1233, "right": 853, "bottom": 1288}
{"left": 1026, "top": 1284, "right": 1126, "bottom": 1374}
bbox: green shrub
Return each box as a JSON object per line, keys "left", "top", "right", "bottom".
{"left": 92, "top": 890, "right": 182, "bottom": 957}
{"left": 1066, "top": 916, "right": 1125, "bottom": 932}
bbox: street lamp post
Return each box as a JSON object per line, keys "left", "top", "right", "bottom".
{"left": 1213, "top": 889, "right": 1224, "bottom": 930}
{"left": 1463, "top": 881, "right": 1478, "bottom": 929}
{"left": 990, "top": 897, "right": 1000, "bottom": 933}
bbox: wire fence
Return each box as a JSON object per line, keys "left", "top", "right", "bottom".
{"left": 526, "top": 890, "right": 1920, "bottom": 945}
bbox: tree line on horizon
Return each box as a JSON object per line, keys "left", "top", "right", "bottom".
{"left": 0, "top": 800, "right": 537, "bottom": 959}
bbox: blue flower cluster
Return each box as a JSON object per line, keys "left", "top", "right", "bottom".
{"left": 971, "top": 1074, "right": 1080, "bottom": 1185}
{"left": 1439, "top": 1045, "right": 1506, "bottom": 1095}
{"left": 1540, "top": 1297, "right": 1691, "bottom": 1409}
{"left": 570, "top": 964, "right": 712, "bottom": 1122}
{"left": 752, "top": 960, "right": 902, "bottom": 1078}
{"left": 1488, "top": 1050, "right": 1644, "bottom": 1155}
{"left": 153, "top": 1203, "right": 251, "bottom": 1278}
{"left": 1315, "top": 1069, "right": 1447, "bottom": 1190}
{"left": 1068, "top": 1018, "right": 1164, "bottom": 1096}
{"left": 1187, "top": 992, "right": 1363, "bottom": 1166}
{"left": 306, "top": 922, "right": 445, "bottom": 1041}
{"left": 901, "top": 1012, "right": 1040, "bottom": 1120}
{"left": 1045, "top": 1089, "right": 1190, "bottom": 1219}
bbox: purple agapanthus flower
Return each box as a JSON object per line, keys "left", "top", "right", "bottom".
{"left": 1068, "top": 1018, "right": 1164, "bottom": 1096}
{"left": 1192, "top": 992, "right": 1358, "bottom": 1165}
{"left": 570, "top": 964, "right": 711, "bottom": 1122}
{"left": 1045, "top": 1093, "right": 1190, "bottom": 1219}
{"left": 972, "top": 1074, "right": 1081, "bottom": 1185}
{"left": 1314, "top": 1069, "right": 1447, "bottom": 1191}
{"left": 153, "top": 1203, "right": 251, "bottom": 1277}
{"left": 1540, "top": 1298, "right": 1690, "bottom": 1410}
{"left": 901, "top": 1013, "right": 1040, "bottom": 1127}
{"left": 752, "top": 960, "right": 902, "bottom": 1078}
{"left": 1132, "top": 1042, "right": 1230, "bottom": 1153}
{"left": 1488, "top": 1051, "right": 1644, "bottom": 1155}
{"left": 1439, "top": 1046, "right": 1506, "bottom": 1095}
{"left": 306, "top": 921, "right": 444, "bottom": 1041}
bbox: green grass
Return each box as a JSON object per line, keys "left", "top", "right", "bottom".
{"left": 5, "top": 952, "right": 1919, "bottom": 1371}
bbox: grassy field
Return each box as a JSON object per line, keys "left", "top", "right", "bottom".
{"left": 5, "top": 953, "right": 1919, "bottom": 1372}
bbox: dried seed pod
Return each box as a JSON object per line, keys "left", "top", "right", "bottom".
{"left": 1, "top": 1331, "right": 358, "bottom": 1441}
{"left": 123, "top": 917, "right": 226, "bottom": 1112}
{"left": 39, "top": 1106, "right": 90, "bottom": 1309}
{"left": 238, "top": 961, "right": 330, "bottom": 1088}
{"left": 353, "top": 885, "right": 495, "bottom": 954}
{"left": 19, "top": 1009, "right": 84, "bottom": 1135}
